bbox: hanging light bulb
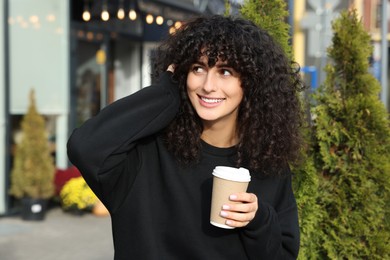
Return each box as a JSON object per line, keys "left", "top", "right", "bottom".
{"left": 129, "top": 9, "right": 137, "bottom": 20}
{"left": 101, "top": 2, "right": 109, "bottom": 21}
{"left": 128, "top": 0, "right": 137, "bottom": 21}
{"left": 117, "top": 8, "right": 125, "bottom": 19}
{"left": 156, "top": 15, "right": 164, "bottom": 25}
{"left": 101, "top": 10, "right": 109, "bottom": 21}
{"left": 174, "top": 21, "right": 182, "bottom": 29}
{"left": 82, "top": 0, "right": 91, "bottom": 22}
{"left": 82, "top": 10, "right": 91, "bottom": 21}
{"left": 117, "top": 0, "right": 125, "bottom": 20}
{"left": 146, "top": 14, "right": 154, "bottom": 24}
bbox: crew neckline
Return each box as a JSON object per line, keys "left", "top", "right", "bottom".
{"left": 201, "top": 139, "right": 237, "bottom": 156}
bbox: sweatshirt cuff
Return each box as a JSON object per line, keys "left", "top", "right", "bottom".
{"left": 159, "top": 71, "right": 174, "bottom": 84}
{"left": 245, "top": 200, "right": 272, "bottom": 232}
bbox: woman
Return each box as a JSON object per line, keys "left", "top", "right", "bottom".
{"left": 67, "top": 15, "right": 304, "bottom": 259}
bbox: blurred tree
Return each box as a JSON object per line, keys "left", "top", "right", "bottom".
{"left": 9, "top": 89, "right": 55, "bottom": 199}
{"left": 240, "top": 0, "right": 292, "bottom": 59}
{"left": 239, "top": 1, "right": 322, "bottom": 258}
{"left": 310, "top": 9, "right": 390, "bottom": 258}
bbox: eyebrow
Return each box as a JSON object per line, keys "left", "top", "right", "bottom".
{"left": 193, "top": 60, "right": 232, "bottom": 68}
{"left": 193, "top": 60, "right": 207, "bottom": 66}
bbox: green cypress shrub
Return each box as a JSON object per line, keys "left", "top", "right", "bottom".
{"left": 9, "top": 90, "right": 55, "bottom": 199}
{"left": 239, "top": 1, "right": 322, "bottom": 258}
{"left": 240, "top": 0, "right": 292, "bottom": 59}
{"left": 310, "top": 9, "right": 390, "bottom": 258}
{"left": 293, "top": 154, "right": 323, "bottom": 259}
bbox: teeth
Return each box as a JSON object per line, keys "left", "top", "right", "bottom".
{"left": 201, "top": 97, "right": 224, "bottom": 103}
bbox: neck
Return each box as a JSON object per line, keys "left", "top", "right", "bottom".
{"left": 201, "top": 120, "right": 239, "bottom": 148}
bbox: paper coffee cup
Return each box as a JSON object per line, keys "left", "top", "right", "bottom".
{"left": 210, "top": 166, "right": 251, "bottom": 229}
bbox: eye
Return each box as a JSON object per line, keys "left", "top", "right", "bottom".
{"left": 192, "top": 65, "right": 205, "bottom": 74}
{"left": 220, "top": 68, "right": 233, "bottom": 76}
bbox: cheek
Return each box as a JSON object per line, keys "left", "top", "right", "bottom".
{"left": 186, "top": 73, "right": 193, "bottom": 85}
{"left": 185, "top": 79, "right": 195, "bottom": 102}
{"left": 230, "top": 83, "right": 244, "bottom": 102}
{"left": 239, "top": 89, "right": 244, "bottom": 102}
{"left": 186, "top": 74, "right": 198, "bottom": 94}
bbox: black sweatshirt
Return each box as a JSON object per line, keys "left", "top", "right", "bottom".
{"left": 67, "top": 72, "right": 300, "bottom": 259}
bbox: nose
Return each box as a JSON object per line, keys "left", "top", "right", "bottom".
{"left": 202, "top": 71, "right": 217, "bottom": 93}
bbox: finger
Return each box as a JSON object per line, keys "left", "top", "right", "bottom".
{"left": 229, "top": 193, "right": 257, "bottom": 203}
{"left": 167, "top": 64, "right": 175, "bottom": 72}
{"left": 225, "top": 219, "right": 250, "bottom": 228}
{"left": 220, "top": 210, "right": 255, "bottom": 223}
{"left": 222, "top": 201, "right": 258, "bottom": 214}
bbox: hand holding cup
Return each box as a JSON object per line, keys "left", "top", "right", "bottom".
{"left": 219, "top": 192, "right": 258, "bottom": 228}
{"left": 210, "top": 166, "right": 255, "bottom": 229}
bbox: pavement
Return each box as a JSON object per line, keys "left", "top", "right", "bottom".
{"left": 0, "top": 206, "right": 114, "bottom": 260}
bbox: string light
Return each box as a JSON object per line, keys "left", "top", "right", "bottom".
{"left": 129, "top": 9, "right": 137, "bottom": 20}
{"left": 82, "top": 0, "right": 91, "bottom": 22}
{"left": 46, "top": 14, "right": 56, "bottom": 22}
{"left": 156, "top": 15, "right": 164, "bottom": 25}
{"left": 117, "top": 8, "right": 125, "bottom": 19}
{"left": 146, "top": 14, "right": 154, "bottom": 24}
{"left": 128, "top": 0, "right": 137, "bottom": 21}
{"left": 174, "top": 21, "right": 182, "bottom": 29}
{"left": 82, "top": 10, "right": 91, "bottom": 21}
{"left": 81, "top": 0, "right": 173, "bottom": 26}
{"left": 101, "top": 10, "right": 110, "bottom": 21}
{"left": 117, "top": 0, "right": 125, "bottom": 20}
{"left": 101, "top": 1, "right": 110, "bottom": 21}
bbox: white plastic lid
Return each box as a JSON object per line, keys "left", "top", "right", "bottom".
{"left": 212, "top": 166, "right": 251, "bottom": 182}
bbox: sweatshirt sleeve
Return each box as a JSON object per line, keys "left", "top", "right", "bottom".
{"left": 67, "top": 72, "right": 180, "bottom": 207}
{"left": 240, "top": 174, "right": 300, "bottom": 259}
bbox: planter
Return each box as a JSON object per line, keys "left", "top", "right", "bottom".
{"left": 21, "top": 198, "right": 48, "bottom": 221}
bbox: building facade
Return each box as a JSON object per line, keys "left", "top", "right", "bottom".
{"left": 0, "top": 0, "right": 230, "bottom": 215}
{"left": 1, "top": 0, "right": 388, "bottom": 215}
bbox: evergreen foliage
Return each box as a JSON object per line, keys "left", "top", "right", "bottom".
{"left": 292, "top": 136, "right": 323, "bottom": 259}
{"left": 240, "top": 0, "right": 292, "bottom": 59}
{"left": 238, "top": 1, "right": 321, "bottom": 258}
{"left": 224, "top": 0, "right": 231, "bottom": 16}
{"left": 308, "top": 10, "right": 390, "bottom": 258}
{"left": 9, "top": 90, "right": 55, "bottom": 199}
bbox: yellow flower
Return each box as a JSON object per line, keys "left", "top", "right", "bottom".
{"left": 60, "top": 177, "right": 98, "bottom": 211}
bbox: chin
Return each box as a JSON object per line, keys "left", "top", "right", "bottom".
{"left": 198, "top": 115, "right": 219, "bottom": 122}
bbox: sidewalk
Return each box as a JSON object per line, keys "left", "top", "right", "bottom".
{"left": 0, "top": 207, "right": 114, "bottom": 260}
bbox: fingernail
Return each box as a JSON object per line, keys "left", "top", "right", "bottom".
{"left": 220, "top": 211, "right": 228, "bottom": 217}
{"left": 222, "top": 205, "right": 230, "bottom": 210}
{"left": 229, "top": 195, "right": 237, "bottom": 200}
{"left": 226, "top": 220, "right": 233, "bottom": 225}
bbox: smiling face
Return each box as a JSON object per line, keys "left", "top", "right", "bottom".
{"left": 186, "top": 55, "right": 243, "bottom": 128}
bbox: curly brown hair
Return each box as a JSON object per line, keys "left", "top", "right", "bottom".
{"left": 153, "top": 15, "right": 305, "bottom": 175}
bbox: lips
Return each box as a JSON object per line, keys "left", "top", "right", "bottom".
{"left": 199, "top": 95, "right": 225, "bottom": 104}
{"left": 197, "top": 95, "right": 225, "bottom": 108}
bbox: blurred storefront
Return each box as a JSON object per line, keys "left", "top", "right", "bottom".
{"left": 0, "top": 0, "right": 70, "bottom": 216}
{"left": 0, "top": 0, "right": 229, "bottom": 215}
{"left": 0, "top": 0, "right": 6, "bottom": 215}
{"left": 2, "top": 0, "right": 388, "bottom": 216}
